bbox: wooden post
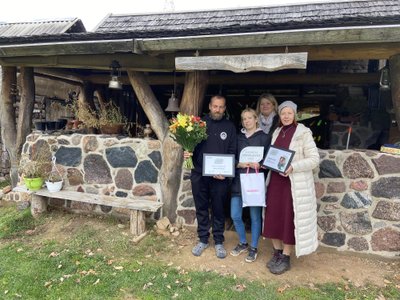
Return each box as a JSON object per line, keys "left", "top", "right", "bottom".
{"left": 31, "top": 194, "right": 48, "bottom": 218}
{"left": 127, "top": 70, "right": 183, "bottom": 222}
{"left": 130, "top": 210, "right": 146, "bottom": 236}
{"left": 389, "top": 54, "right": 400, "bottom": 131}
{"left": 0, "top": 66, "right": 18, "bottom": 186}
{"left": 180, "top": 71, "right": 209, "bottom": 116}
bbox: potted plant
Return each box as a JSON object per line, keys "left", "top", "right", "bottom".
{"left": 98, "top": 101, "right": 127, "bottom": 134}
{"left": 45, "top": 172, "right": 63, "bottom": 193}
{"left": 18, "top": 150, "right": 51, "bottom": 191}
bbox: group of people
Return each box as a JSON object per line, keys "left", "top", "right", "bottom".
{"left": 183, "top": 93, "right": 320, "bottom": 275}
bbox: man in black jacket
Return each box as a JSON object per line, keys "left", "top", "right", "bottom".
{"left": 184, "top": 95, "right": 237, "bottom": 259}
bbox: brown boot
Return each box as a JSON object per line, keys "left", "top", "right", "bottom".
{"left": 269, "top": 254, "right": 291, "bottom": 275}
{"left": 266, "top": 248, "right": 283, "bottom": 269}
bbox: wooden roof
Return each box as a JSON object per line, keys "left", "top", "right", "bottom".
{"left": 0, "top": 18, "right": 86, "bottom": 37}
{"left": 94, "top": 0, "right": 400, "bottom": 36}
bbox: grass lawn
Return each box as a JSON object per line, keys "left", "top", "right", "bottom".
{"left": 0, "top": 202, "right": 399, "bottom": 300}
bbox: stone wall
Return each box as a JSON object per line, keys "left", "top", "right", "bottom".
{"left": 176, "top": 149, "right": 400, "bottom": 258}
{"left": 6, "top": 133, "right": 163, "bottom": 218}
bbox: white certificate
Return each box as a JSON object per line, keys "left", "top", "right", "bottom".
{"left": 202, "top": 153, "right": 235, "bottom": 177}
{"left": 239, "top": 146, "right": 264, "bottom": 163}
{"left": 262, "top": 145, "right": 295, "bottom": 173}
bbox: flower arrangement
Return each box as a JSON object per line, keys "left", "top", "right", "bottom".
{"left": 169, "top": 113, "right": 207, "bottom": 169}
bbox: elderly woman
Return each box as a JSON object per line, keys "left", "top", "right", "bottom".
{"left": 262, "top": 100, "right": 320, "bottom": 275}
{"left": 256, "top": 93, "right": 279, "bottom": 135}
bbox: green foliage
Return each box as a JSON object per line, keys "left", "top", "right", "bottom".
{"left": 0, "top": 207, "right": 399, "bottom": 300}
{"left": 0, "top": 206, "right": 37, "bottom": 239}
{"left": 97, "top": 101, "right": 127, "bottom": 126}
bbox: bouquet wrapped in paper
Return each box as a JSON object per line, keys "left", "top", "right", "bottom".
{"left": 169, "top": 113, "right": 207, "bottom": 169}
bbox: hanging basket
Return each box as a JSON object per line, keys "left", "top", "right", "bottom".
{"left": 45, "top": 180, "right": 63, "bottom": 193}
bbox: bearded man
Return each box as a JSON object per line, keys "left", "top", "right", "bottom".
{"left": 184, "top": 95, "right": 237, "bottom": 259}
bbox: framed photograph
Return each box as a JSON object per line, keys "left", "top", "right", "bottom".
{"left": 262, "top": 145, "right": 295, "bottom": 173}
{"left": 202, "top": 153, "right": 235, "bottom": 177}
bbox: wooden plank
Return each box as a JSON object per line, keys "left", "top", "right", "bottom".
{"left": 35, "top": 190, "right": 162, "bottom": 212}
{"left": 130, "top": 210, "right": 146, "bottom": 236}
{"left": 176, "top": 53, "right": 308, "bottom": 73}
{"left": 136, "top": 25, "right": 400, "bottom": 53}
{"left": 31, "top": 194, "right": 48, "bottom": 218}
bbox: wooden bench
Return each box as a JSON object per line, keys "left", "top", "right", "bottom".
{"left": 31, "top": 189, "right": 163, "bottom": 237}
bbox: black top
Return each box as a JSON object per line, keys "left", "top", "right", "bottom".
{"left": 192, "top": 114, "right": 237, "bottom": 174}
{"left": 231, "top": 129, "right": 271, "bottom": 195}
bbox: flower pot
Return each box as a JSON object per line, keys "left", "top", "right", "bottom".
{"left": 34, "top": 121, "right": 46, "bottom": 131}
{"left": 46, "top": 121, "right": 57, "bottom": 131}
{"left": 45, "top": 180, "right": 63, "bottom": 192}
{"left": 100, "top": 123, "right": 124, "bottom": 135}
{"left": 23, "top": 177, "right": 44, "bottom": 191}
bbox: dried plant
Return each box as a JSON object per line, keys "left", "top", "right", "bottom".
{"left": 98, "top": 101, "right": 127, "bottom": 127}
{"left": 18, "top": 147, "right": 52, "bottom": 179}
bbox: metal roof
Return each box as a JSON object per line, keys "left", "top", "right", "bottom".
{"left": 0, "top": 18, "right": 86, "bottom": 37}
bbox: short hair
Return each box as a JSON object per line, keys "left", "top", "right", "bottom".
{"left": 240, "top": 108, "right": 259, "bottom": 128}
{"left": 256, "top": 93, "right": 278, "bottom": 115}
{"left": 210, "top": 95, "right": 226, "bottom": 106}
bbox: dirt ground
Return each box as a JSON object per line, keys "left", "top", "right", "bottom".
{"left": 164, "top": 227, "right": 400, "bottom": 288}
{"left": 5, "top": 204, "right": 399, "bottom": 289}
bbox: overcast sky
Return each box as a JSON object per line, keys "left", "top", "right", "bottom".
{"left": 0, "top": 0, "right": 346, "bottom": 31}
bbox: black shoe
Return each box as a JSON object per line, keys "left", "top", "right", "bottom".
{"left": 269, "top": 254, "right": 290, "bottom": 275}
{"left": 245, "top": 247, "right": 258, "bottom": 263}
{"left": 266, "top": 248, "right": 283, "bottom": 269}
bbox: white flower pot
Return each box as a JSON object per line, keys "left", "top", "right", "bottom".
{"left": 45, "top": 180, "right": 63, "bottom": 193}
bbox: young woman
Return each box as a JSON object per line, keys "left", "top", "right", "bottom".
{"left": 262, "top": 100, "right": 320, "bottom": 275}
{"left": 230, "top": 108, "right": 271, "bottom": 262}
{"left": 256, "top": 93, "right": 279, "bottom": 135}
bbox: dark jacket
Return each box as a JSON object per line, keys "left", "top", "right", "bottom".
{"left": 231, "top": 129, "right": 271, "bottom": 195}
{"left": 192, "top": 115, "right": 237, "bottom": 174}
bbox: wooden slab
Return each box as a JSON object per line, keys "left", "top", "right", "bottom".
{"left": 35, "top": 189, "right": 162, "bottom": 212}
{"left": 176, "top": 52, "right": 308, "bottom": 73}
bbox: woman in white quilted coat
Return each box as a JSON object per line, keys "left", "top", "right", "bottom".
{"left": 262, "top": 100, "right": 319, "bottom": 275}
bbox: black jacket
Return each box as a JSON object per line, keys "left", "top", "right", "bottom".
{"left": 192, "top": 115, "right": 237, "bottom": 174}
{"left": 231, "top": 129, "right": 271, "bottom": 195}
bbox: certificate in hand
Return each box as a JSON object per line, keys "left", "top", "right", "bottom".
{"left": 262, "top": 145, "right": 295, "bottom": 173}
{"left": 202, "top": 153, "right": 235, "bottom": 177}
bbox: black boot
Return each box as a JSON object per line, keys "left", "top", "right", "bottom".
{"left": 269, "top": 254, "right": 291, "bottom": 275}
{"left": 266, "top": 248, "right": 283, "bottom": 269}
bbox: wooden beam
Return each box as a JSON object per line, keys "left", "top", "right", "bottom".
{"left": 176, "top": 53, "right": 307, "bottom": 73}
{"left": 0, "top": 39, "right": 135, "bottom": 57}
{"left": 180, "top": 71, "right": 209, "bottom": 115}
{"left": 141, "top": 72, "right": 380, "bottom": 86}
{"left": 0, "top": 53, "right": 175, "bottom": 71}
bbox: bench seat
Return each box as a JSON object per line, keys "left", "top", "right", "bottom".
{"left": 31, "top": 189, "right": 163, "bottom": 237}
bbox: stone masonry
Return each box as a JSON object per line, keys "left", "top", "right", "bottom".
{"left": 5, "top": 132, "right": 163, "bottom": 218}
{"left": 177, "top": 149, "right": 400, "bottom": 258}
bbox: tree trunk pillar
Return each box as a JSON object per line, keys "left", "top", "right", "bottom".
{"left": 127, "top": 70, "right": 182, "bottom": 222}
{"left": 389, "top": 54, "right": 400, "bottom": 131}
{"left": 180, "top": 71, "right": 209, "bottom": 115}
{"left": 0, "top": 66, "right": 18, "bottom": 186}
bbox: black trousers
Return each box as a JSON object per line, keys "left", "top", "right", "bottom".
{"left": 191, "top": 172, "right": 229, "bottom": 245}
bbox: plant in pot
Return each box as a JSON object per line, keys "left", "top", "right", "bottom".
{"left": 98, "top": 101, "right": 127, "bottom": 134}
{"left": 67, "top": 100, "right": 98, "bottom": 130}
{"left": 18, "top": 150, "right": 51, "bottom": 191}
{"left": 45, "top": 156, "right": 63, "bottom": 192}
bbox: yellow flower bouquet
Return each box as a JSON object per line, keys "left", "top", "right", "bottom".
{"left": 169, "top": 113, "right": 207, "bottom": 169}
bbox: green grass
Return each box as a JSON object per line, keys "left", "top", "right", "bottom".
{"left": 0, "top": 205, "right": 399, "bottom": 300}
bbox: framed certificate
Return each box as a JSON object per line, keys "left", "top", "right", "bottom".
{"left": 262, "top": 145, "right": 295, "bottom": 173}
{"left": 202, "top": 153, "right": 235, "bottom": 177}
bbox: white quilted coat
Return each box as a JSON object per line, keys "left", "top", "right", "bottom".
{"left": 267, "top": 123, "right": 320, "bottom": 257}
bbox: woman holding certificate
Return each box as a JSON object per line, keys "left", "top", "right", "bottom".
{"left": 230, "top": 108, "right": 271, "bottom": 263}
{"left": 262, "top": 100, "right": 319, "bottom": 275}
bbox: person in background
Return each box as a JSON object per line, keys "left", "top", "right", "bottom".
{"left": 256, "top": 93, "right": 279, "bottom": 135}
{"left": 184, "top": 95, "right": 237, "bottom": 259}
{"left": 262, "top": 100, "right": 320, "bottom": 275}
{"left": 230, "top": 108, "right": 271, "bottom": 263}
